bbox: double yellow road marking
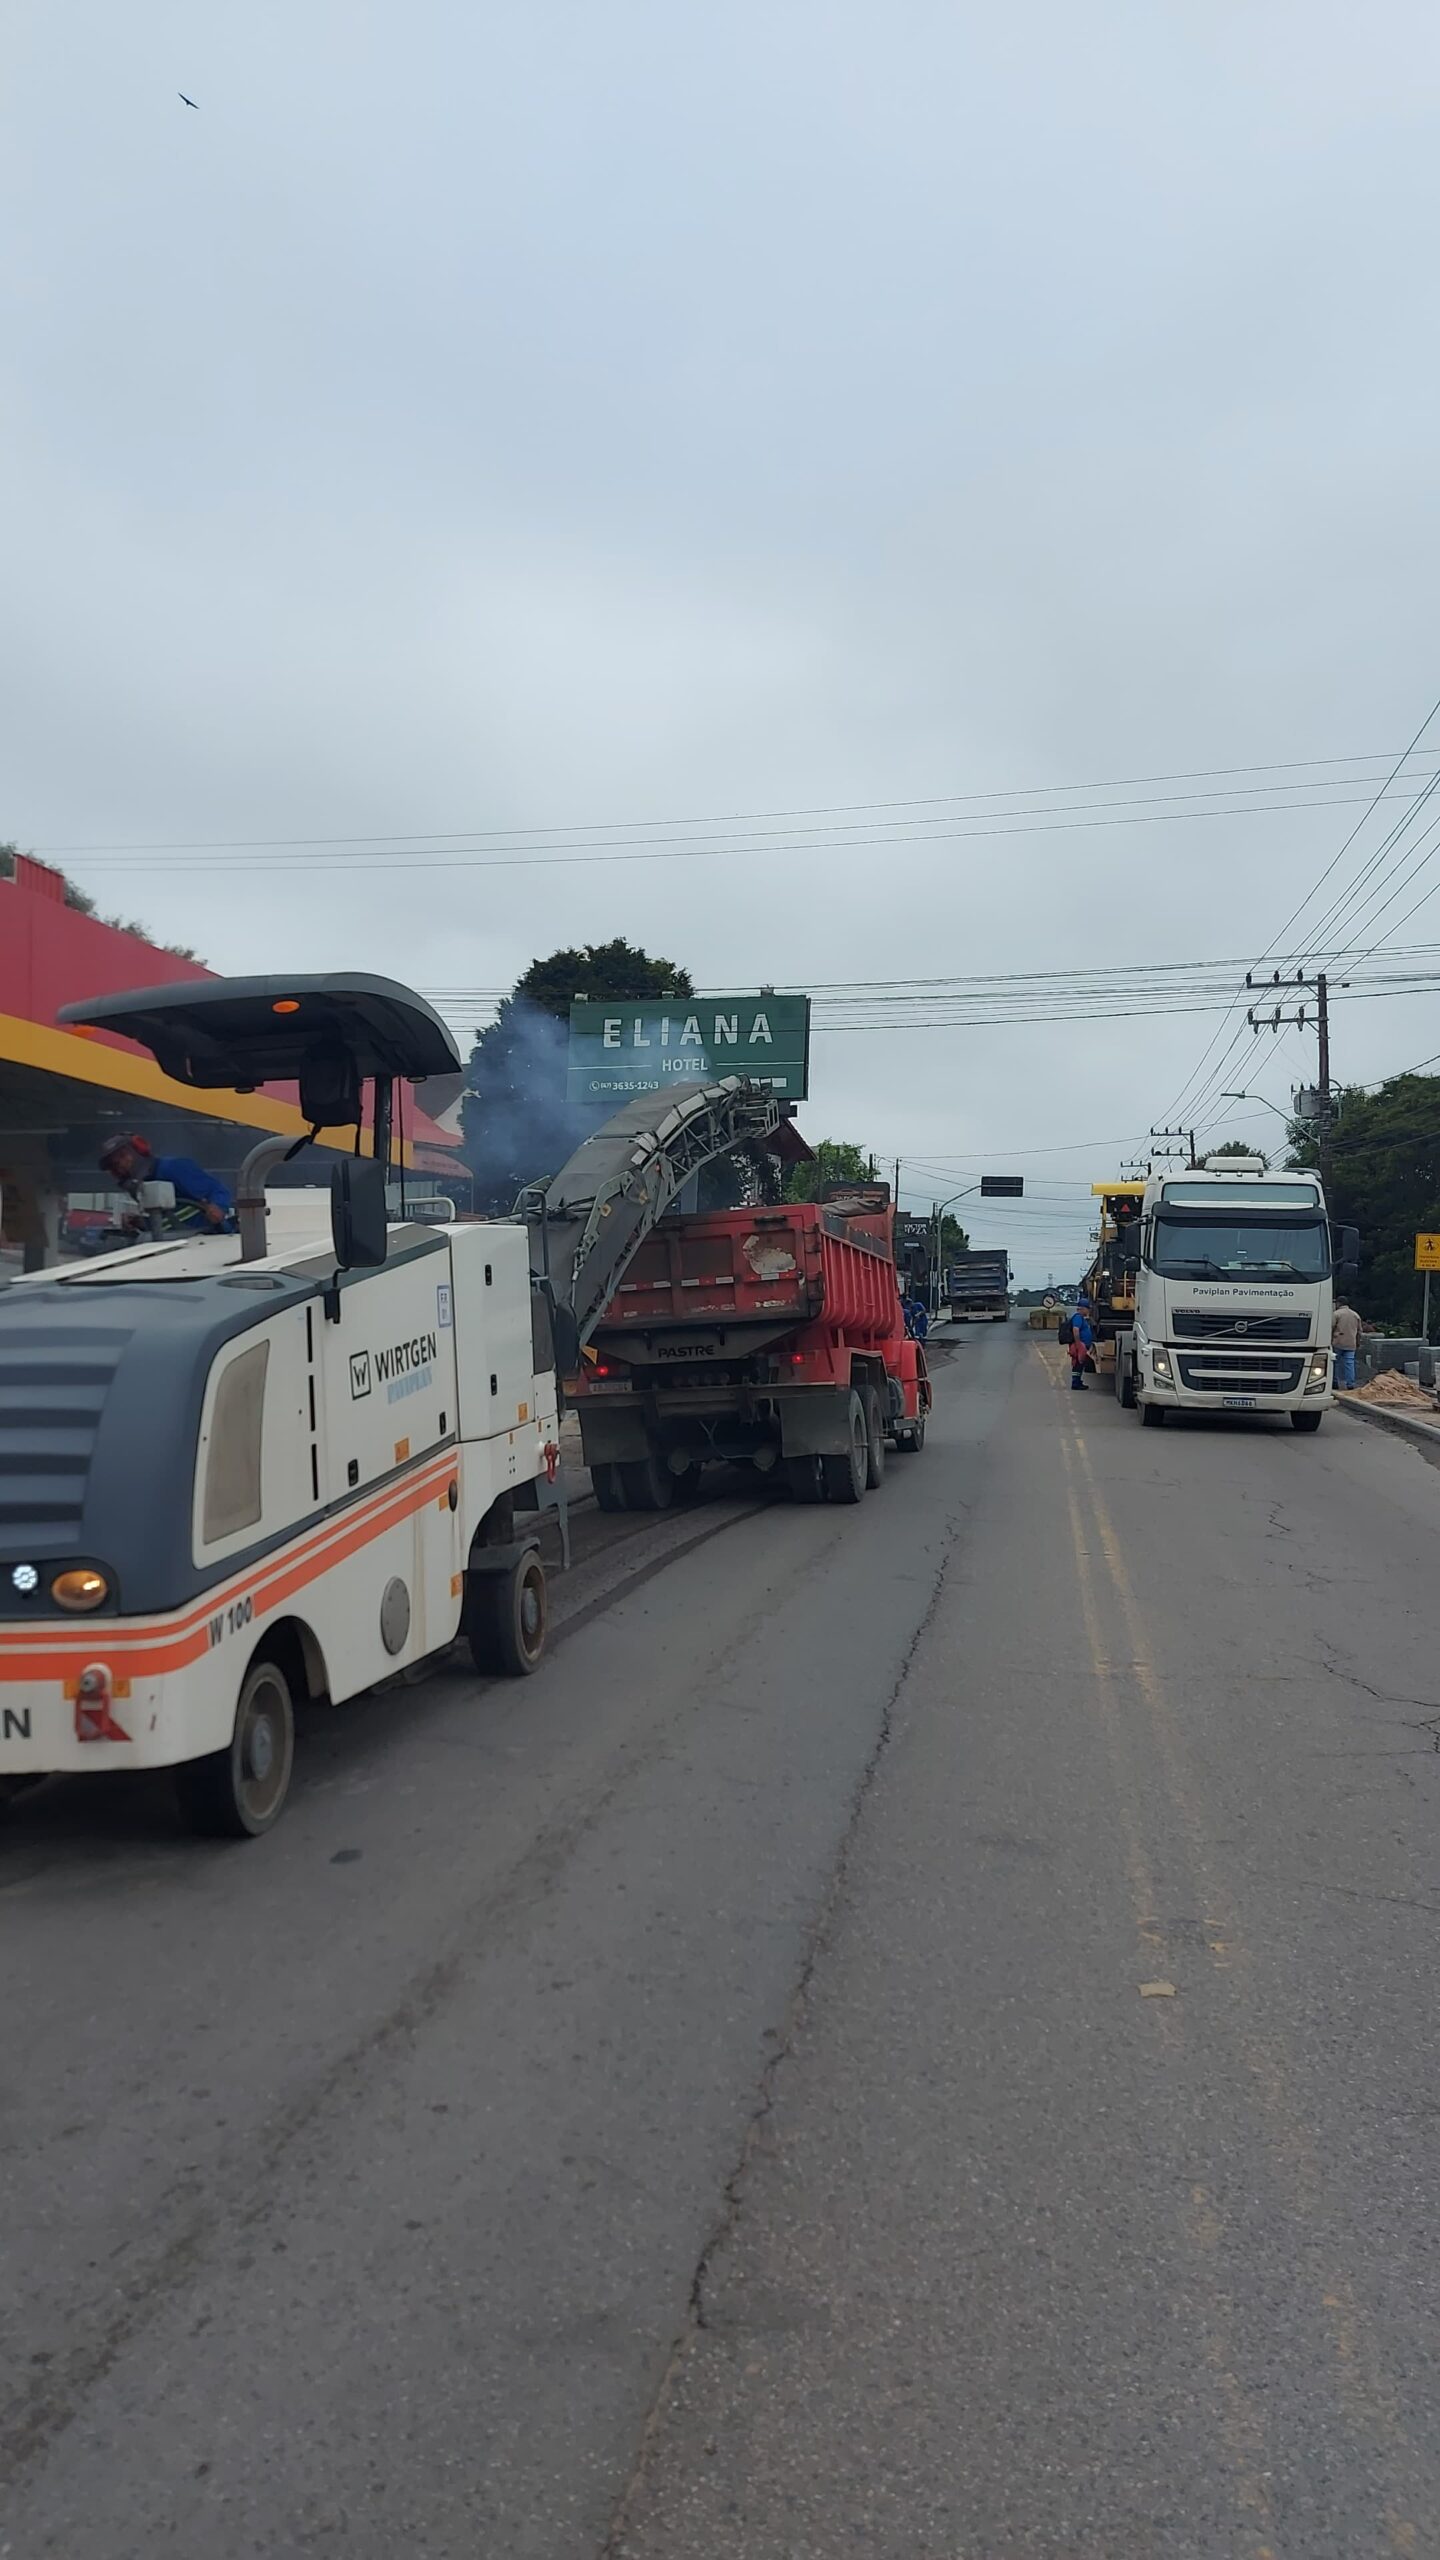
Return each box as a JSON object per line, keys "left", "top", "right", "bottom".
{"left": 1042, "top": 1346, "right": 1416, "bottom": 2552}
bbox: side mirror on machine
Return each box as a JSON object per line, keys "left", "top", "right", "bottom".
{"left": 531, "top": 1275, "right": 581, "bottom": 1377}
{"left": 330, "top": 1158, "right": 388, "bottom": 1271}
{"left": 551, "top": 1303, "right": 581, "bottom": 1376}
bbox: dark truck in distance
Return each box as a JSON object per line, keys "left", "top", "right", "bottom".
{"left": 946, "top": 1249, "right": 1011, "bottom": 1322}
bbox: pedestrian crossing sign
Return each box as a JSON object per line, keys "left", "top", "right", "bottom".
{"left": 1414, "top": 1234, "right": 1440, "bottom": 1269}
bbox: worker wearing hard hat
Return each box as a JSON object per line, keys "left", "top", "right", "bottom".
{"left": 98, "top": 1132, "right": 236, "bottom": 1233}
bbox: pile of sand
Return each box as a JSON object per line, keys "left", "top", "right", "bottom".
{"left": 1343, "top": 1368, "right": 1438, "bottom": 1409}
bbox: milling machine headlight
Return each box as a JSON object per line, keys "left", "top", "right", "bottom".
{"left": 51, "top": 1568, "right": 109, "bottom": 1613}
{"left": 10, "top": 1563, "right": 39, "bottom": 1595}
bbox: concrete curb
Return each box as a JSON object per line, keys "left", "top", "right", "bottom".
{"left": 1334, "top": 1396, "right": 1440, "bottom": 1451}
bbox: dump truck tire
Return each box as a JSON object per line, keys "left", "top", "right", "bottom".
{"left": 862, "top": 1387, "right": 886, "bottom": 1489}
{"left": 822, "top": 1392, "right": 869, "bottom": 1504}
{"left": 619, "top": 1450, "right": 675, "bottom": 1511}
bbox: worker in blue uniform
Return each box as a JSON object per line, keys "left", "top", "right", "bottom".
{"left": 98, "top": 1132, "right": 236, "bottom": 1232}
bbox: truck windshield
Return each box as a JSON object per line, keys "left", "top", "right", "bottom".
{"left": 1150, "top": 1214, "right": 1329, "bottom": 1280}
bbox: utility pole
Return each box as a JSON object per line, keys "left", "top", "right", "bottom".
{"left": 1316, "top": 976, "right": 1332, "bottom": 1191}
{"left": 1151, "top": 1125, "right": 1195, "bottom": 1164}
{"left": 1245, "top": 968, "right": 1342, "bottom": 1189}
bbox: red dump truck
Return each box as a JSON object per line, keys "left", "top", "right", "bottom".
{"left": 570, "top": 1181, "right": 930, "bottom": 1509}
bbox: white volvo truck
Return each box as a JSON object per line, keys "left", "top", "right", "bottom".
{"left": 1113, "top": 1156, "right": 1357, "bottom": 1432}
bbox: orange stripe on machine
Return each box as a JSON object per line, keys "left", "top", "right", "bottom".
{"left": 0, "top": 1461, "right": 458, "bottom": 1682}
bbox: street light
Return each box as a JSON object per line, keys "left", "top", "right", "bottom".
{"left": 932, "top": 1185, "right": 980, "bottom": 1312}
{"left": 930, "top": 1176, "right": 1024, "bottom": 1313}
{"left": 1220, "top": 1090, "right": 1290, "bottom": 1119}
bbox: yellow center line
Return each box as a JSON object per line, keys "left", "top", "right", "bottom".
{"left": 1060, "top": 1395, "right": 1414, "bottom": 2529}
{"left": 1053, "top": 1396, "right": 1273, "bottom": 2538}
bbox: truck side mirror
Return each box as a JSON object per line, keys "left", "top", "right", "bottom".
{"left": 330, "top": 1159, "right": 388, "bottom": 1270}
{"left": 1339, "top": 1224, "right": 1359, "bottom": 1281}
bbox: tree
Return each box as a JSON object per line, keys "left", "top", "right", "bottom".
{"left": 937, "top": 1212, "right": 971, "bottom": 1260}
{"left": 1288, "top": 1074, "right": 1440, "bottom": 1331}
{"left": 1206, "top": 1137, "right": 1270, "bottom": 1169}
{"left": 784, "top": 1140, "right": 873, "bottom": 1203}
{"left": 460, "top": 940, "right": 693, "bottom": 1213}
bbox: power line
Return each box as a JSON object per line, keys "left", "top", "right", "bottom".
{"left": 34, "top": 746, "right": 1440, "bottom": 858}
{"left": 1159, "top": 685, "right": 1440, "bottom": 1128}
{"left": 37, "top": 783, "right": 1440, "bottom": 882}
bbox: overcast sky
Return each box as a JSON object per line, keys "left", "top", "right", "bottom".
{"left": 6, "top": 2, "right": 1440, "bottom": 1279}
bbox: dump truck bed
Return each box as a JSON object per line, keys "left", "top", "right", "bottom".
{"left": 591, "top": 1202, "right": 903, "bottom": 1355}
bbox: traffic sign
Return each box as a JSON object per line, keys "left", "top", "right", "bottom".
{"left": 1415, "top": 1234, "right": 1440, "bottom": 1270}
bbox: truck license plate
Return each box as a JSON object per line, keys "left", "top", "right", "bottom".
{"left": 1222, "top": 1395, "right": 1256, "bottom": 1409}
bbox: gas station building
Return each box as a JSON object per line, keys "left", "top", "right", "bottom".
{"left": 0, "top": 855, "right": 465, "bottom": 1266}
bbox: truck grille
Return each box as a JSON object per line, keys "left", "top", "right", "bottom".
{"left": 1175, "top": 1352, "right": 1307, "bottom": 1395}
{"left": 1172, "top": 1310, "right": 1311, "bottom": 1344}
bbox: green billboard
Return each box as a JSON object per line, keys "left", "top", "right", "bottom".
{"left": 567, "top": 993, "right": 810, "bottom": 1108}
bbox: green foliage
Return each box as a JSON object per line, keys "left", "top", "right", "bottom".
{"left": 512, "top": 940, "right": 693, "bottom": 1018}
{"left": 461, "top": 941, "right": 693, "bottom": 1212}
{"left": 784, "top": 1139, "right": 873, "bottom": 1202}
{"left": 783, "top": 1145, "right": 969, "bottom": 1256}
{"left": 1288, "top": 1074, "right": 1440, "bottom": 1329}
{"left": 1207, "top": 1137, "right": 1269, "bottom": 1168}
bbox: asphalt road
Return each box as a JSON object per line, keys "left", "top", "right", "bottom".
{"left": 5, "top": 1329, "right": 1440, "bottom": 2556}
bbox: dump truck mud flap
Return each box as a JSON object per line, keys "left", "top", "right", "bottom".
{"left": 773, "top": 1387, "right": 856, "bottom": 1458}
{"left": 574, "top": 1401, "right": 654, "bottom": 1467}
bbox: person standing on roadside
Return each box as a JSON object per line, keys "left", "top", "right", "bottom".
{"left": 1331, "top": 1295, "right": 1362, "bottom": 1391}
{"left": 1068, "top": 1296, "right": 1096, "bottom": 1390}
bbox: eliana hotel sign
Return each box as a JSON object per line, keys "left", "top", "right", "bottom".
{"left": 567, "top": 993, "right": 811, "bottom": 1106}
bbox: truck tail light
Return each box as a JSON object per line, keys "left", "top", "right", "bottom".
{"left": 74, "top": 1664, "right": 130, "bottom": 1744}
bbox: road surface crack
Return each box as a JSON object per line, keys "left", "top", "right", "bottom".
{"left": 599, "top": 1518, "right": 961, "bottom": 2556}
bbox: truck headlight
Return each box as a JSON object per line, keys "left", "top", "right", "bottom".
{"left": 1306, "top": 1353, "right": 1330, "bottom": 1392}
{"left": 1151, "top": 1346, "right": 1173, "bottom": 1381}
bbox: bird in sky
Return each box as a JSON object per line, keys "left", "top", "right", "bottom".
{"left": 178, "top": 92, "right": 198, "bottom": 109}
